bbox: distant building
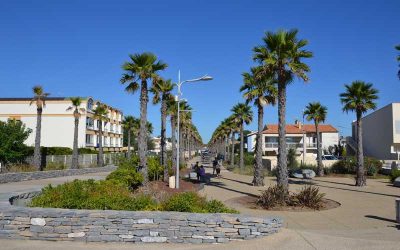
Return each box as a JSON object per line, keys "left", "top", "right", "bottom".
{"left": 150, "top": 136, "right": 172, "bottom": 154}
{"left": 350, "top": 102, "right": 400, "bottom": 160}
{"left": 247, "top": 121, "right": 339, "bottom": 169}
{"left": 0, "top": 97, "right": 123, "bottom": 151}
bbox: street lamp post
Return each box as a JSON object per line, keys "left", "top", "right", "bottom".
{"left": 175, "top": 70, "right": 212, "bottom": 189}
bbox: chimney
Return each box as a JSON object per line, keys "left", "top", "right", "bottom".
{"left": 295, "top": 120, "right": 302, "bottom": 129}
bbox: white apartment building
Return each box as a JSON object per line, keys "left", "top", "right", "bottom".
{"left": 150, "top": 136, "right": 172, "bottom": 154}
{"left": 247, "top": 121, "right": 339, "bottom": 169}
{"left": 350, "top": 102, "right": 400, "bottom": 160}
{"left": 0, "top": 97, "right": 123, "bottom": 151}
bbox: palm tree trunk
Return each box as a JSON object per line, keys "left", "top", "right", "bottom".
{"left": 98, "top": 122, "right": 104, "bottom": 167}
{"left": 231, "top": 132, "right": 235, "bottom": 168}
{"left": 171, "top": 115, "right": 177, "bottom": 176}
{"left": 71, "top": 112, "right": 79, "bottom": 169}
{"left": 253, "top": 103, "right": 264, "bottom": 186}
{"left": 161, "top": 98, "right": 168, "bottom": 182}
{"left": 356, "top": 111, "right": 365, "bottom": 186}
{"left": 240, "top": 121, "right": 244, "bottom": 169}
{"left": 179, "top": 127, "right": 184, "bottom": 167}
{"left": 138, "top": 79, "right": 149, "bottom": 183}
{"left": 34, "top": 107, "right": 42, "bottom": 171}
{"left": 316, "top": 122, "right": 323, "bottom": 177}
{"left": 277, "top": 81, "right": 289, "bottom": 192}
{"left": 127, "top": 129, "right": 131, "bottom": 159}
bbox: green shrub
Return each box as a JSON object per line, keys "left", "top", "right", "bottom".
{"left": 294, "top": 185, "right": 325, "bottom": 210}
{"left": 257, "top": 185, "right": 291, "bottom": 209}
{"left": 5, "top": 163, "right": 36, "bottom": 173}
{"left": 78, "top": 148, "right": 98, "bottom": 154}
{"left": 44, "top": 162, "right": 67, "bottom": 171}
{"left": 287, "top": 148, "right": 299, "bottom": 170}
{"left": 30, "top": 179, "right": 156, "bottom": 211}
{"left": 106, "top": 167, "right": 143, "bottom": 190}
{"left": 257, "top": 184, "right": 326, "bottom": 210}
{"left": 234, "top": 152, "right": 255, "bottom": 166}
{"left": 148, "top": 156, "right": 163, "bottom": 181}
{"left": 331, "top": 157, "right": 382, "bottom": 176}
{"left": 390, "top": 168, "right": 400, "bottom": 183}
{"left": 161, "top": 192, "right": 238, "bottom": 213}
{"left": 117, "top": 155, "right": 139, "bottom": 169}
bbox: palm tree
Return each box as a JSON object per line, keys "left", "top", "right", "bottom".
{"left": 241, "top": 67, "right": 277, "bottom": 186}
{"left": 304, "top": 102, "right": 327, "bottom": 177}
{"left": 231, "top": 103, "right": 253, "bottom": 169}
{"left": 29, "top": 85, "right": 49, "bottom": 170}
{"left": 120, "top": 52, "right": 168, "bottom": 183}
{"left": 340, "top": 81, "right": 378, "bottom": 186}
{"left": 150, "top": 78, "right": 174, "bottom": 182}
{"left": 396, "top": 45, "right": 400, "bottom": 79}
{"left": 66, "top": 97, "right": 85, "bottom": 169}
{"left": 122, "top": 115, "right": 137, "bottom": 159}
{"left": 253, "top": 29, "right": 313, "bottom": 192}
{"left": 93, "top": 104, "right": 109, "bottom": 167}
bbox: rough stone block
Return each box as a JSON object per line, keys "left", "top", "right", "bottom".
{"left": 141, "top": 236, "right": 167, "bottom": 243}
{"left": 31, "top": 218, "right": 46, "bottom": 226}
{"left": 239, "top": 229, "right": 251, "bottom": 236}
{"left": 67, "top": 232, "right": 85, "bottom": 238}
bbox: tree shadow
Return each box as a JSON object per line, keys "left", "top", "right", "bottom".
{"left": 220, "top": 177, "right": 253, "bottom": 186}
{"left": 314, "top": 184, "right": 400, "bottom": 198}
{"left": 314, "top": 179, "right": 356, "bottom": 187}
{"left": 288, "top": 179, "right": 315, "bottom": 185}
{"left": 206, "top": 180, "right": 259, "bottom": 198}
{"left": 365, "top": 215, "right": 399, "bottom": 229}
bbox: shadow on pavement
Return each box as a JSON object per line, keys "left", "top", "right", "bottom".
{"left": 220, "top": 177, "right": 253, "bottom": 186}
{"left": 365, "top": 215, "right": 399, "bottom": 227}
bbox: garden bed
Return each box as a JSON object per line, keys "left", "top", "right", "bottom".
{"left": 229, "top": 195, "right": 341, "bottom": 212}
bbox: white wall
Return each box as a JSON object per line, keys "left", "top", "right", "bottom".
{"left": 0, "top": 100, "right": 87, "bottom": 148}
{"left": 321, "top": 132, "right": 339, "bottom": 151}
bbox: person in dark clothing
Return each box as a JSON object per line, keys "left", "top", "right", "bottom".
{"left": 194, "top": 161, "right": 200, "bottom": 181}
{"left": 199, "top": 165, "right": 206, "bottom": 182}
{"left": 212, "top": 158, "right": 218, "bottom": 175}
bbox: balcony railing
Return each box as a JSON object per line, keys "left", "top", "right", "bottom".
{"left": 86, "top": 142, "right": 94, "bottom": 146}
{"left": 265, "top": 142, "right": 320, "bottom": 149}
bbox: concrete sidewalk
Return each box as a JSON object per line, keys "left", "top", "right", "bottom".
{"left": 1, "top": 158, "right": 399, "bottom": 249}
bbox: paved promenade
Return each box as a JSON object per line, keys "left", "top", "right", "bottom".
{"left": 0, "top": 159, "right": 399, "bottom": 249}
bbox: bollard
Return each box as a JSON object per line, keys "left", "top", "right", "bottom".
{"left": 169, "top": 176, "right": 175, "bottom": 189}
{"left": 396, "top": 198, "right": 400, "bottom": 223}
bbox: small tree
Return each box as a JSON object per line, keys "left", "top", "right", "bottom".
{"left": 0, "top": 120, "right": 32, "bottom": 168}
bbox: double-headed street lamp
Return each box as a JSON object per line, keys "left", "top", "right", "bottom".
{"left": 175, "top": 70, "right": 212, "bottom": 189}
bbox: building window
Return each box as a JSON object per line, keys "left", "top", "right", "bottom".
{"left": 87, "top": 99, "right": 93, "bottom": 110}
{"left": 395, "top": 120, "right": 400, "bottom": 134}
{"left": 85, "top": 134, "right": 92, "bottom": 144}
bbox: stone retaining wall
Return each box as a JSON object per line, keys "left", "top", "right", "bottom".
{"left": 0, "top": 165, "right": 117, "bottom": 184}
{"left": 0, "top": 197, "right": 282, "bottom": 244}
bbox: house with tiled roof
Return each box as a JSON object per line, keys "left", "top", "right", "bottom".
{"left": 246, "top": 120, "right": 339, "bottom": 168}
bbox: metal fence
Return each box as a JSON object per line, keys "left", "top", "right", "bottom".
{"left": 25, "top": 153, "right": 125, "bottom": 169}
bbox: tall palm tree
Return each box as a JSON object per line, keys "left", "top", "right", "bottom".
{"left": 304, "top": 102, "right": 327, "bottom": 177}
{"left": 66, "top": 97, "right": 85, "bottom": 169}
{"left": 93, "top": 104, "right": 109, "bottom": 168}
{"left": 150, "top": 78, "right": 174, "bottom": 182}
{"left": 253, "top": 29, "right": 313, "bottom": 192}
{"left": 178, "top": 102, "right": 192, "bottom": 166}
{"left": 340, "top": 81, "right": 378, "bottom": 186}
{"left": 231, "top": 103, "right": 253, "bottom": 169}
{"left": 29, "top": 85, "right": 49, "bottom": 170}
{"left": 240, "top": 66, "right": 277, "bottom": 186}
{"left": 396, "top": 45, "right": 400, "bottom": 79}
{"left": 120, "top": 52, "right": 168, "bottom": 183}
{"left": 122, "top": 115, "right": 137, "bottom": 159}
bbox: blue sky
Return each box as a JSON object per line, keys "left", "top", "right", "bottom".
{"left": 0, "top": 0, "right": 399, "bottom": 142}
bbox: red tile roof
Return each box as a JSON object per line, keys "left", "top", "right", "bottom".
{"left": 261, "top": 124, "right": 338, "bottom": 134}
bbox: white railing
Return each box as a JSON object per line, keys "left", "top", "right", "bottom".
{"left": 265, "top": 142, "right": 320, "bottom": 149}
